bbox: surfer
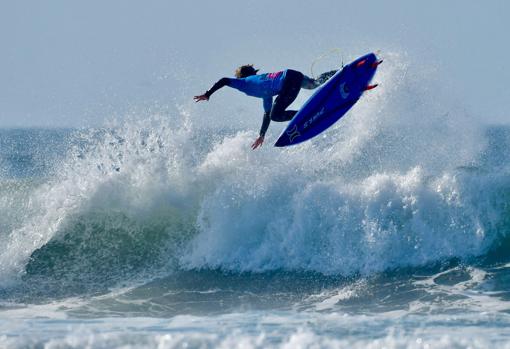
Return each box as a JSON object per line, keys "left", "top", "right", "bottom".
{"left": 194, "top": 65, "right": 336, "bottom": 149}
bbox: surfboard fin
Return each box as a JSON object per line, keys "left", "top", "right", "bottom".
{"left": 372, "top": 60, "right": 383, "bottom": 68}
{"left": 364, "top": 84, "right": 378, "bottom": 91}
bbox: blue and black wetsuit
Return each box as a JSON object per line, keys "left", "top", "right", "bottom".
{"left": 205, "top": 69, "right": 336, "bottom": 137}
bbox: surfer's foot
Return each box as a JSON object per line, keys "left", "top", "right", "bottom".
{"left": 316, "top": 70, "right": 337, "bottom": 85}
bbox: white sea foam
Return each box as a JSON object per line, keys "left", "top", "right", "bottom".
{"left": 2, "top": 311, "right": 510, "bottom": 349}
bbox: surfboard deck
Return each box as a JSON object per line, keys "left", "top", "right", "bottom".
{"left": 274, "top": 53, "right": 381, "bottom": 147}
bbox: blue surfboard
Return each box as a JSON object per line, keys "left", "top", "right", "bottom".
{"left": 274, "top": 53, "right": 381, "bottom": 147}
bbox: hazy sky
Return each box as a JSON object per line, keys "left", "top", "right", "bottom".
{"left": 1, "top": 0, "right": 508, "bottom": 127}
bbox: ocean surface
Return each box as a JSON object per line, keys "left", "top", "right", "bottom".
{"left": 1, "top": 56, "right": 510, "bottom": 348}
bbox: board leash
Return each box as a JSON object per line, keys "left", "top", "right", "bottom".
{"left": 310, "top": 48, "right": 343, "bottom": 79}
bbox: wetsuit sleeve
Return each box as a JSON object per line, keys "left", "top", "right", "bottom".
{"left": 258, "top": 97, "right": 273, "bottom": 137}
{"left": 259, "top": 112, "right": 271, "bottom": 137}
{"left": 263, "top": 97, "right": 273, "bottom": 113}
{"left": 258, "top": 97, "right": 274, "bottom": 137}
{"left": 205, "top": 78, "right": 235, "bottom": 98}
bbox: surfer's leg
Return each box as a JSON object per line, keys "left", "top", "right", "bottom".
{"left": 271, "top": 109, "right": 297, "bottom": 122}
{"left": 316, "top": 70, "right": 337, "bottom": 84}
{"left": 301, "top": 76, "right": 318, "bottom": 89}
{"left": 301, "top": 70, "right": 338, "bottom": 90}
{"left": 270, "top": 70, "right": 303, "bottom": 122}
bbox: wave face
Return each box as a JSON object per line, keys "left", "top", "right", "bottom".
{"left": 0, "top": 53, "right": 509, "bottom": 299}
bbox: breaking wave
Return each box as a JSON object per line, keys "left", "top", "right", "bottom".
{"left": 0, "top": 52, "right": 509, "bottom": 297}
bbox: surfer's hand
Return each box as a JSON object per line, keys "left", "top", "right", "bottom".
{"left": 193, "top": 94, "right": 209, "bottom": 102}
{"left": 251, "top": 136, "right": 264, "bottom": 150}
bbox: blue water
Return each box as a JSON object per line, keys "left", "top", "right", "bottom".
{"left": 1, "top": 55, "right": 510, "bottom": 348}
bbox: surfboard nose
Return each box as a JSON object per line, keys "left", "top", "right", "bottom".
{"left": 354, "top": 53, "right": 377, "bottom": 69}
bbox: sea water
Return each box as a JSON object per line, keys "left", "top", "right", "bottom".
{"left": 1, "top": 54, "right": 510, "bottom": 348}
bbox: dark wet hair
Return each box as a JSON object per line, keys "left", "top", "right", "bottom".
{"left": 235, "top": 64, "right": 259, "bottom": 78}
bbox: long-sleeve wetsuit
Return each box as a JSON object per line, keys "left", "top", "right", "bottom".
{"left": 205, "top": 69, "right": 337, "bottom": 137}
{"left": 205, "top": 71, "right": 287, "bottom": 136}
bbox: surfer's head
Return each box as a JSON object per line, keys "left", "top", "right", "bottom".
{"left": 235, "top": 64, "right": 259, "bottom": 78}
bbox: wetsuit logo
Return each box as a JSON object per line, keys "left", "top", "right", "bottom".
{"left": 267, "top": 71, "right": 283, "bottom": 80}
{"left": 286, "top": 125, "right": 300, "bottom": 142}
{"left": 339, "top": 83, "right": 350, "bottom": 99}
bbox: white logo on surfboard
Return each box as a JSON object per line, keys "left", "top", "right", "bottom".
{"left": 286, "top": 125, "right": 300, "bottom": 142}
{"left": 339, "top": 83, "right": 350, "bottom": 99}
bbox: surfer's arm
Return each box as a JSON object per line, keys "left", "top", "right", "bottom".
{"left": 252, "top": 98, "right": 272, "bottom": 150}
{"left": 204, "top": 78, "right": 232, "bottom": 99}
{"left": 194, "top": 78, "right": 234, "bottom": 102}
{"left": 253, "top": 112, "right": 267, "bottom": 149}
{"left": 263, "top": 97, "right": 273, "bottom": 114}
{"left": 259, "top": 112, "right": 271, "bottom": 136}
{"left": 258, "top": 97, "right": 273, "bottom": 137}
{"left": 252, "top": 111, "right": 269, "bottom": 149}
